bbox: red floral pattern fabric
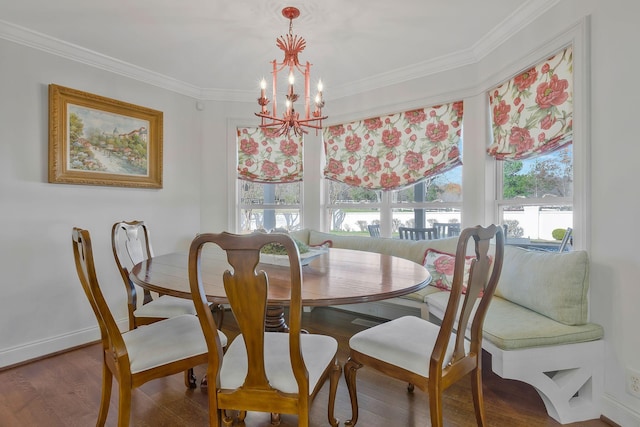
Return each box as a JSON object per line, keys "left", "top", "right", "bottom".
{"left": 487, "top": 46, "right": 573, "bottom": 160}
{"left": 423, "top": 248, "right": 491, "bottom": 295}
{"left": 237, "top": 127, "right": 303, "bottom": 183}
{"left": 323, "top": 102, "right": 463, "bottom": 190}
{"left": 423, "top": 248, "right": 475, "bottom": 293}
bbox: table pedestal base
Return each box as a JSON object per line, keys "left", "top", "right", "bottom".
{"left": 265, "top": 305, "right": 288, "bottom": 332}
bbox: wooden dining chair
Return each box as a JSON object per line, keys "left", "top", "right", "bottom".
{"left": 344, "top": 224, "right": 504, "bottom": 426}
{"left": 189, "top": 231, "right": 341, "bottom": 427}
{"left": 111, "top": 220, "right": 225, "bottom": 330}
{"left": 398, "top": 226, "right": 438, "bottom": 240}
{"left": 73, "top": 228, "right": 217, "bottom": 427}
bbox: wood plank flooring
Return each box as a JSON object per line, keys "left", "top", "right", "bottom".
{"left": 0, "top": 307, "right": 611, "bottom": 426}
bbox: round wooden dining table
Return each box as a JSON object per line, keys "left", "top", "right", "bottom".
{"left": 130, "top": 247, "right": 431, "bottom": 331}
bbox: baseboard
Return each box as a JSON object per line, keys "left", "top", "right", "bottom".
{"left": 0, "top": 317, "right": 128, "bottom": 370}
{"left": 601, "top": 393, "right": 640, "bottom": 427}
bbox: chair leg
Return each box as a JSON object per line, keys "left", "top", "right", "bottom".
{"left": 222, "top": 410, "right": 234, "bottom": 426}
{"left": 270, "top": 412, "right": 281, "bottom": 425}
{"left": 328, "top": 361, "right": 341, "bottom": 427}
{"left": 184, "top": 368, "right": 196, "bottom": 389}
{"left": 117, "top": 382, "right": 132, "bottom": 427}
{"left": 210, "top": 303, "right": 225, "bottom": 329}
{"left": 97, "top": 362, "right": 112, "bottom": 426}
{"left": 471, "top": 367, "right": 487, "bottom": 426}
{"left": 344, "top": 357, "right": 363, "bottom": 427}
{"left": 205, "top": 369, "right": 224, "bottom": 427}
{"left": 428, "top": 379, "right": 444, "bottom": 427}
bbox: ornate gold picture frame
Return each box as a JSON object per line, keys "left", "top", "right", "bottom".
{"left": 48, "top": 84, "right": 163, "bottom": 188}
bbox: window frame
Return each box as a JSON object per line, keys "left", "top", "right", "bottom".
{"left": 237, "top": 180, "right": 304, "bottom": 232}
{"left": 227, "top": 120, "right": 305, "bottom": 233}
{"left": 495, "top": 153, "right": 574, "bottom": 243}
{"left": 490, "top": 21, "right": 590, "bottom": 250}
{"left": 324, "top": 170, "right": 463, "bottom": 238}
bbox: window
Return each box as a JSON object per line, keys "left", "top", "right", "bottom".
{"left": 323, "top": 102, "right": 464, "bottom": 237}
{"left": 238, "top": 181, "right": 302, "bottom": 232}
{"left": 497, "top": 145, "right": 572, "bottom": 242}
{"left": 391, "top": 166, "right": 462, "bottom": 234}
{"left": 235, "top": 127, "right": 303, "bottom": 233}
{"left": 326, "top": 163, "right": 462, "bottom": 237}
{"left": 326, "top": 180, "right": 381, "bottom": 234}
{"left": 488, "top": 46, "right": 574, "bottom": 247}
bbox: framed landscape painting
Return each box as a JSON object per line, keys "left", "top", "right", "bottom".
{"left": 48, "top": 84, "right": 163, "bottom": 188}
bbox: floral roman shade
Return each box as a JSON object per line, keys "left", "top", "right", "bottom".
{"left": 237, "top": 127, "right": 303, "bottom": 183}
{"left": 487, "top": 46, "right": 573, "bottom": 160}
{"left": 323, "top": 102, "right": 463, "bottom": 190}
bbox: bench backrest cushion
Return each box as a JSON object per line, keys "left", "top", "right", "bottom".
{"left": 301, "top": 230, "right": 458, "bottom": 265}
{"left": 495, "top": 246, "right": 589, "bottom": 326}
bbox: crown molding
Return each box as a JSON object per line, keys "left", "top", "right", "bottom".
{"left": 0, "top": 19, "right": 204, "bottom": 98}
{"left": 321, "top": 0, "right": 561, "bottom": 102}
{"left": 473, "top": 0, "right": 560, "bottom": 60}
{"left": 0, "top": 0, "right": 560, "bottom": 102}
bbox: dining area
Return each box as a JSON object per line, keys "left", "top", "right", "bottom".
{"left": 0, "top": 211, "right": 604, "bottom": 427}
{"left": 39, "top": 219, "right": 575, "bottom": 427}
{"left": 0, "top": 236, "right": 608, "bottom": 427}
{"left": 0, "top": 218, "right": 602, "bottom": 427}
{"left": 3, "top": 305, "right": 599, "bottom": 426}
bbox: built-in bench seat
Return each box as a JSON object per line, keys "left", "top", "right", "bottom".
{"left": 291, "top": 228, "right": 604, "bottom": 424}
{"left": 427, "top": 292, "right": 604, "bottom": 350}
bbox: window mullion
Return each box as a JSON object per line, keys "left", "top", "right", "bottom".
{"left": 380, "top": 192, "right": 392, "bottom": 238}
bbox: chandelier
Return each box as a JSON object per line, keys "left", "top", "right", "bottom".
{"left": 255, "top": 6, "right": 327, "bottom": 137}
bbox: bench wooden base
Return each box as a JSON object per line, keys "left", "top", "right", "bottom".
{"left": 483, "top": 339, "right": 604, "bottom": 424}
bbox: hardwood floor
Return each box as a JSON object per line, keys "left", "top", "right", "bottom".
{"left": 0, "top": 307, "right": 611, "bottom": 426}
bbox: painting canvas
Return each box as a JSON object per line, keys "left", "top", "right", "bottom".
{"left": 49, "top": 84, "right": 163, "bottom": 188}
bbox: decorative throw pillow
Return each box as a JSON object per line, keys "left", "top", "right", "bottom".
{"left": 311, "top": 240, "right": 333, "bottom": 248}
{"left": 422, "top": 248, "right": 476, "bottom": 294}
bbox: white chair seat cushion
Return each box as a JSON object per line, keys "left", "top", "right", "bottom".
{"left": 133, "top": 295, "right": 199, "bottom": 318}
{"left": 220, "top": 332, "right": 337, "bottom": 394}
{"left": 349, "top": 316, "right": 465, "bottom": 376}
{"left": 123, "top": 314, "right": 226, "bottom": 373}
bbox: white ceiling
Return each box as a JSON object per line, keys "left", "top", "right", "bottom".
{"left": 0, "top": 0, "right": 558, "bottom": 100}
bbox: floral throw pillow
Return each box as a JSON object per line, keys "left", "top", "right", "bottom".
{"left": 422, "top": 248, "right": 476, "bottom": 293}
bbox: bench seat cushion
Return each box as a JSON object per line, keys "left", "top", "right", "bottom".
{"left": 400, "top": 284, "right": 443, "bottom": 303}
{"left": 425, "top": 292, "right": 604, "bottom": 350}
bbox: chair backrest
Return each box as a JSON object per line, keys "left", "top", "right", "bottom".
{"left": 111, "top": 221, "right": 154, "bottom": 326}
{"left": 398, "top": 226, "right": 438, "bottom": 240}
{"left": 431, "top": 225, "right": 504, "bottom": 377}
{"left": 188, "top": 232, "right": 309, "bottom": 398}
{"left": 433, "top": 222, "right": 461, "bottom": 238}
{"left": 367, "top": 224, "right": 381, "bottom": 237}
{"left": 73, "top": 228, "right": 128, "bottom": 363}
{"left": 558, "top": 227, "right": 573, "bottom": 252}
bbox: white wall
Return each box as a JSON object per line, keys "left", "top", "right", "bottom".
{"left": 0, "top": 39, "right": 203, "bottom": 366}
{"left": 584, "top": 2, "right": 640, "bottom": 424}
{"left": 2, "top": 1, "right": 640, "bottom": 425}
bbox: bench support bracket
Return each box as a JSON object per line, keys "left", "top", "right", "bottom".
{"left": 484, "top": 339, "right": 604, "bottom": 424}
